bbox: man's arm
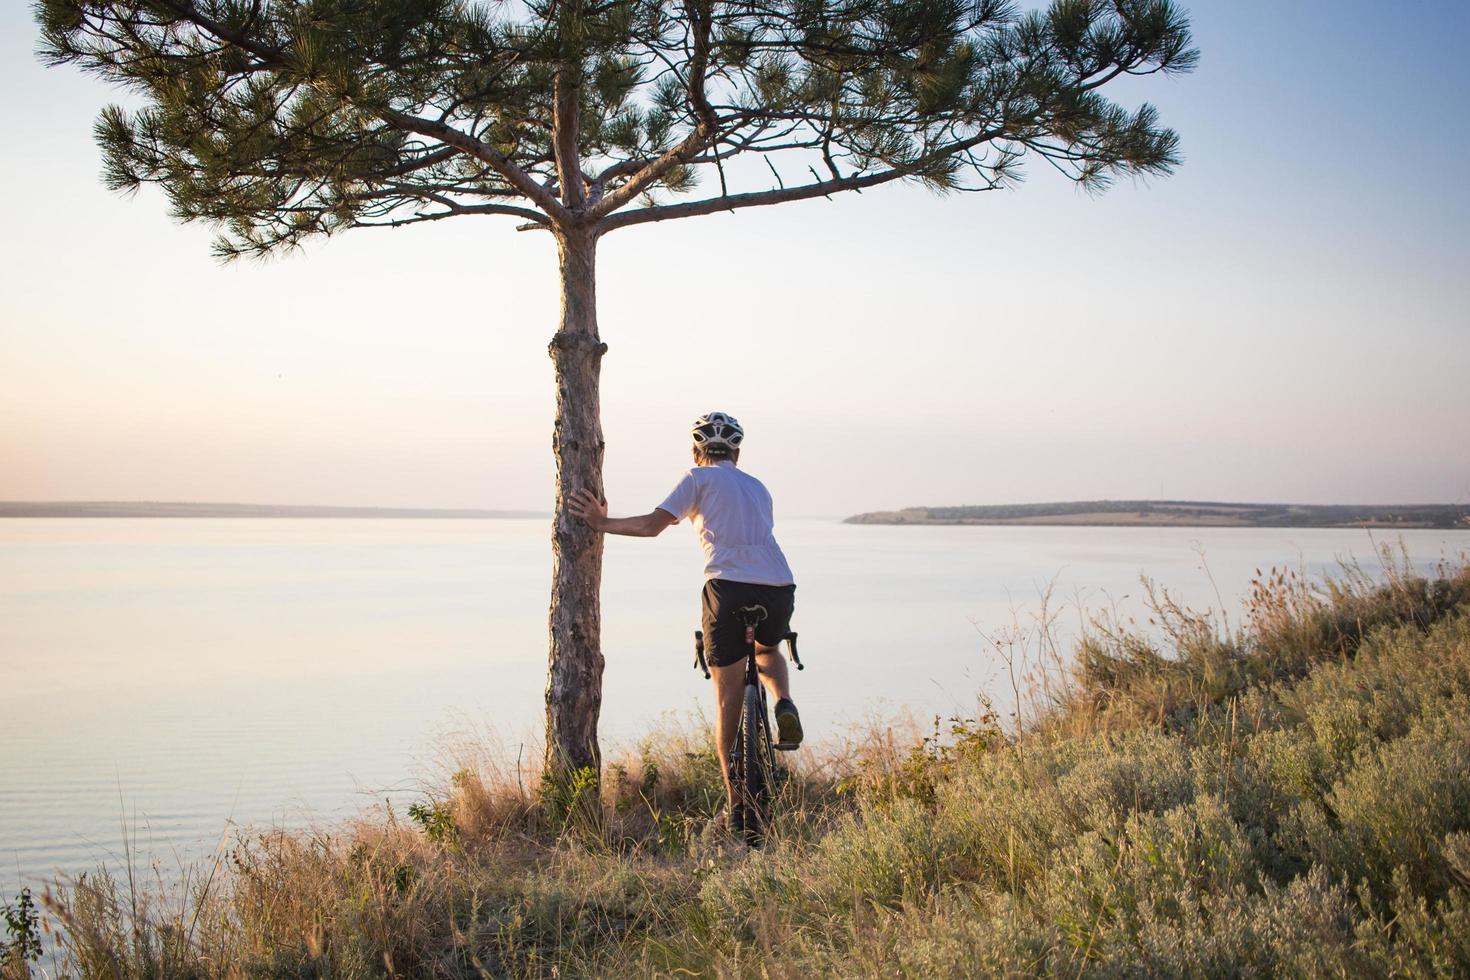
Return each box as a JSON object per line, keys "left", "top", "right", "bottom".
{"left": 568, "top": 488, "right": 676, "bottom": 537}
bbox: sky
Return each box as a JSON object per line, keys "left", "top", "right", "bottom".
{"left": 2, "top": 0, "right": 1468, "bottom": 517}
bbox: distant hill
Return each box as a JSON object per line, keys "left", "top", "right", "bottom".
{"left": 0, "top": 501, "right": 546, "bottom": 519}
{"left": 845, "top": 500, "right": 1470, "bottom": 529}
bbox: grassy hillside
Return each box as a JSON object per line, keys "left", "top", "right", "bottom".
{"left": 9, "top": 552, "right": 1470, "bottom": 977}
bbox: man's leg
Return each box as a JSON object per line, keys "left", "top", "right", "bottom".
{"left": 711, "top": 661, "right": 746, "bottom": 806}
{"left": 754, "top": 643, "right": 791, "bottom": 701}
{"left": 756, "top": 642, "right": 803, "bottom": 747}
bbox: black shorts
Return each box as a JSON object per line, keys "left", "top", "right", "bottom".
{"left": 700, "top": 579, "right": 796, "bottom": 668}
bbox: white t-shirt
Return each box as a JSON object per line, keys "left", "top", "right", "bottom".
{"left": 656, "top": 461, "right": 795, "bottom": 586}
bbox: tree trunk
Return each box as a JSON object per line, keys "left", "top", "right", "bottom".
{"left": 545, "top": 226, "right": 607, "bottom": 784}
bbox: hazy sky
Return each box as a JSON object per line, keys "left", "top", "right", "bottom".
{"left": 3, "top": 0, "right": 1467, "bottom": 516}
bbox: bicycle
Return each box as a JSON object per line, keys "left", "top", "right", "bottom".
{"left": 694, "top": 603, "right": 803, "bottom": 847}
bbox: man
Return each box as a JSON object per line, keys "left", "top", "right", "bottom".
{"left": 568, "top": 411, "right": 802, "bottom": 833}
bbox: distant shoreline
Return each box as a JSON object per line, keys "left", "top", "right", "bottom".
{"left": 846, "top": 500, "right": 1470, "bottom": 530}
{"left": 0, "top": 501, "right": 547, "bottom": 519}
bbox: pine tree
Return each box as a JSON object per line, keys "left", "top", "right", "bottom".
{"left": 37, "top": 0, "right": 1197, "bottom": 785}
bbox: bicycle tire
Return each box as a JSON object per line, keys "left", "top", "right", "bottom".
{"left": 741, "top": 681, "right": 767, "bottom": 845}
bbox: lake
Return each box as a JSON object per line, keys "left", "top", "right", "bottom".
{"left": 3, "top": 518, "right": 1467, "bottom": 895}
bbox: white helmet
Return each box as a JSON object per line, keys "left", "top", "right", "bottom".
{"left": 691, "top": 411, "right": 744, "bottom": 454}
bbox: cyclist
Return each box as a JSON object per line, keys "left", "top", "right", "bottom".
{"left": 568, "top": 411, "right": 802, "bottom": 833}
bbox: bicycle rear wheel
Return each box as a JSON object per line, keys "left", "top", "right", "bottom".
{"left": 741, "top": 681, "right": 768, "bottom": 846}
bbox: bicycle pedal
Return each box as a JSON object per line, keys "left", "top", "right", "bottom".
{"left": 775, "top": 741, "right": 800, "bottom": 752}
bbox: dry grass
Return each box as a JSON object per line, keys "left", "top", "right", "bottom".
{"left": 9, "top": 546, "right": 1470, "bottom": 977}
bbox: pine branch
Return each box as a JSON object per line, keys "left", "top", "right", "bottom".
{"left": 584, "top": 0, "right": 721, "bottom": 220}
{"left": 604, "top": 126, "right": 1007, "bottom": 231}
{"left": 353, "top": 202, "right": 548, "bottom": 229}
{"left": 551, "top": 1, "right": 588, "bottom": 211}
{"left": 382, "top": 111, "right": 571, "bottom": 224}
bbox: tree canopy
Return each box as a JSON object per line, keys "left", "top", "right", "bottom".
{"left": 37, "top": 0, "right": 1198, "bottom": 255}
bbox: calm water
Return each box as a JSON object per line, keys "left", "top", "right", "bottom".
{"left": 3, "top": 518, "right": 1467, "bottom": 893}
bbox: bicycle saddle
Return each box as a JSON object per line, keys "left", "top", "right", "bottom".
{"left": 736, "top": 604, "right": 768, "bottom": 625}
